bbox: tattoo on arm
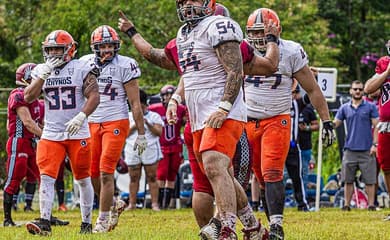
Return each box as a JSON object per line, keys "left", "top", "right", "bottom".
{"left": 83, "top": 73, "right": 99, "bottom": 97}
{"left": 216, "top": 41, "right": 243, "bottom": 103}
{"left": 149, "top": 48, "right": 177, "bottom": 70}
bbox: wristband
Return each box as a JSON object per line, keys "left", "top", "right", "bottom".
{"left": 266, "top": 34, "right": 278, "bottom": 43}
{"left": 217, "top": 108, "right": 229, "bottom": 116}
{"left": 171, "top": 93, "right": 182, "bottom": 105}
{"left": 218, "top": 101, "right": 232, "bottom": 112}
{"left": 126, "top": 27, "right": 138, "bottom": 38}
{"left": 168, "top": 99, "right": 178, "bottom": 106}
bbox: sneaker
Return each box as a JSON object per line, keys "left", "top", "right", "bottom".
{"left": 218, "top": 226, "right": 238, "bottom": 240}
{"left": 242, "top": 219, "right": 269, "bottom": 240}
{"left": 80, "top": 222, "right": 92, "bottom": 234}
{"left": 26, "top": 218, "right": 52, "bottom": 236}
{"left": 24, "top": 206, "right": 34, "bottom": 212}
{"left": 50, "top": 215, "right": 70, "bottom": 226}
{"left": 269, "top": 224, "right": 284, "bottom": 240}
{"left": 297, "top": 205, "right": 309, "bottom": 212}
{"left": 93, "top": 218, "right": 110, "bottom": 233}
{"left": 367, "top": 205, "right": 376, "bottom": 211}
{"left": 4, "top": 218, "right": 20, "bottom": 227}
{"left": 109, "top": 199, "right": 126, "bottom": 230}
{"left": 341, "top": 206, "right": 351, "bottom": 211}
{"left": 199, "top": 217, "right": 222, "bottom": 240}
{"left": 58, "top": 203, "right": 68, "bottom": 212}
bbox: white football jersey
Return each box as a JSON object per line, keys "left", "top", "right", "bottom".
{"left": 177, "top": 16, "right": 247, "bottom": 132}
{"left": 80, "top": 54, "right": 141, "bottom": 123}
{"left": 40, "top": 59, "right": 94, "bottom": 140}
{"left": 244, "top": 39, "right": 309, "bottom": 119}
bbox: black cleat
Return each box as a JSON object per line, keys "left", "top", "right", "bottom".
{"left": 80, "top": 222, "right": 92, "bottom": 234}
{"left": 3, "top": 218, "right": 20, "bottom": 227}
{"left": 26, "top": 218, "right": 51, "bottom": 236}
{"left": 269, "top": 224, "right": 284, "bottom": 240}
{"left": 24, "top": 206, "right": 34, "bottom": 212}
{"left": 50, "top": 216, "right": 70, "bottom": 226}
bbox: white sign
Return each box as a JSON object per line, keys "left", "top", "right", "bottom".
{"left": 317, "top": 67, "right": 337, "bottom": 102}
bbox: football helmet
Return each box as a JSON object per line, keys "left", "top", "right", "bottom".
{"left": 15, "top": 63, "right": 36, "bottom": 86}
{"left": 246, "top": 8, "right": 281, "bottom": 52}
{"left": 42, "top": 30, "right": 77, "bottom": 62}
{"left": 90, "top": 25, "right": 120, "bottom": 62}
{"left": 160, "top": 84, "right": 176, "bottom": 104}
{"left": 214, "top": 3, "right": 230, "bottom": 17}
{"left": 176, "top": 0, "right": 216, "bottom": 24}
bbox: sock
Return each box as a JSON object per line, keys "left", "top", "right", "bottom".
{"left": 265, "top": 181, "right": 285, "bottom": 226}
{"left": 163, "top": 188, "right": 173, "bottom": 209}
{"left": 3, "top": 192, "right": 13, "bottom": 220}
{"left": 98, "top": 211, "right": 110, "bottom": 222}
{"left": 77, "top": 177, "right": 94, "bottom": 224}
{"left": 219, "top": 211, "right": 237, "bottom": 231}
{"left": 237, "top": 203, "right": 258, "bottom": 229}
{"left": 12, "top": 193, "right": 18, "bottom": 207}
{"left": 158, "top": 188, "right": 165, "bottom": 208}
{"left": 56, "top": 180, "right": 65, "bottom": 205}
{"left": 260, "top": 188, "right": 270, "bottom": 221}
{"left": 39, "top": 175, "right": 56, "bottom": 220}
{"left": 25, "top": 182, "right": 36, "bottom": 208}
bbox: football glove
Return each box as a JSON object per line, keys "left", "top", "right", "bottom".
{"left": 65, "top": 112, "right": 86, "bottom": 136}
{"left": 31, "top": 58, "right": 64, "bottom": 81}
{"left": 322, "top": 120, "right": 336, "bottom": 147}
{"left": 133, "top": 134, "right": 147, "bottom": 156}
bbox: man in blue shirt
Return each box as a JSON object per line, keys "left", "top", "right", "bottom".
{"left": 334, "top": 80, "right": 379, "bottom": 211}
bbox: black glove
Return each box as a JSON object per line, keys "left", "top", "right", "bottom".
{"left": 322, "top": 120, "right": 336, "bottom": 147}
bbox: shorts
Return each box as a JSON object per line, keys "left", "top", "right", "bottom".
{"left": 125, "top": 141, "right": 162, "bottom": 166}
{"left": 245, "top": 114, "right": 290, "bottom": 186}
{"left": 37, "top": 138, "right": 91, "bottom": 180}
{"left": 89, "top": 119, "right": 130, "bottom": 177}
{"left": 192, "top": 119, "right": 245, "bottom": 173}
{"left": 377, "top": 132, "right": 390, "bottom": 171}
{"left": 342, "top": 149, "right": 377, "bottom": 184}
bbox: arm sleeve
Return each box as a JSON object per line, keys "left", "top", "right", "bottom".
{"left": 291, "top": 44, "right": 309, "bottom": 73}
{"left": 122, "top": 59, "right": 142, "bottom": 84}
{"left": 9, "top": 91, "right": 29, "bottom": 111}
{"left": 240, "top": 40, "right": 255, "bottom": 64}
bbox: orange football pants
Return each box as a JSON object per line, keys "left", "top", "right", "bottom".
{"left": 192, "top": 119, "right": 245, "bottom": 173}
{"left": 245, "top": 114, "right": 290, "bottom": 188}
{"left": 89, "top": 119, "right": 130, "bottom": 177}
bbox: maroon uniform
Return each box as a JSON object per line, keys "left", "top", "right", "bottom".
{"left": 148, "top": 102, "right": 186, "bottom": 181}
{"left": 375, "top": 56, "right": 390, "bottom": 170}
{"left": 4, "top": 88, "right": 41, "bottom": 194}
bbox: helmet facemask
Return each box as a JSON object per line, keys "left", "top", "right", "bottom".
{"left": 246, "top": 25, "right": 267, "bottom": 53}
{"left": 92, "top": 42, "right": 120, "bottom": 63}
{"left": 176, "top": 0, "right": 214, "bottom": 25}
{"left": 91, "top": 25, "right": 121, "bottom": 64}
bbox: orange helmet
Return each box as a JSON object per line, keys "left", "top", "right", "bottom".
{"left": 176, "top": 0, "right": 216, "bottom": 24}
{"left": 246, "top": 8, "right": 281, "bottom": 52}
{"left": 15, "top": 63, "right": 36, "bottom": 86}
{"left": 42, "top": 30, "right": 77, "bottom": 62}
{"left": 214, "top": 3, "right": 230, "bottom": 17}
{"left": 90, "top": 25, "right": 121, "bottom": 62}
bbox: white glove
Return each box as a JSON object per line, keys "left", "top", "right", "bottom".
{"left": 31, "top": 58, "right": 64, "bottom": 81}
{"left": 322, "top": 120, "right": 336, "bottom": 147}
{"left": 133, "top": 134, "right": 147, "bottom": 156}
{"left": 65, "top": 112, "right": 87, "bottom": 136}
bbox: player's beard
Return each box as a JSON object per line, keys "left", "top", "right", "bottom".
{"left": 352, "top": 94, "right": 363, "bottom": 101}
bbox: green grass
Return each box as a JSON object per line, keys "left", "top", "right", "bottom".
{"left": 2, "top": 207, "right": 390, "bottom": 240}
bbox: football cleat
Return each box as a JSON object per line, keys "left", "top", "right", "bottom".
{"left": 242, "top": 219, "right": 269, "bottom": 240}
{"left": 269, "top": 224, "right": 284, "bottom": 240}
{"left": 109, "top": 199, "right": 126, "bottom": 230}
{"left": 26, "top": 218, "right": 52, "bottom": 236}
{"left": 80, "top": 222, "right": 92, "bottom": 234}
{"left": 93, "top": 218, "right": 110, "bottom": 233}
{"left": 199, "top": 217, "right": 222, "bottom": 240}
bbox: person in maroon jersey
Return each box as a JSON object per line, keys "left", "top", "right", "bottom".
{"left": 3, "top": 63, "right": 42, "bottom": 227}
{"left": 365, "top": 39, "right": 390, "bottom": 220}
{"left": 148, "top": 84, "right": 187, "bottom": 209}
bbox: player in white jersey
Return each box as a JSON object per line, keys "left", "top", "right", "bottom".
{"left": 244, "top": 8, "right": 336, "bottom": 240}
{"left": 79, "top": 25, "right": 147, "bottom": 233}
{"left": 24, "top": 30, "right": 100, "bottom": 236}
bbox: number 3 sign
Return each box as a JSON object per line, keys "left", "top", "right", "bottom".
{"left": 317, "top": 67, "right": 337, "bottom": 102}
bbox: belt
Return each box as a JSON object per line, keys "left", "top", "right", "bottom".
{"left": 247, "top": 117, "right": 260, "bottom": 128}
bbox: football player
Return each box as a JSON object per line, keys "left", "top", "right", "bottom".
{"left": 364, "top": 39, "right": 390, "bottom": 220}
{"left": 4, "top": 63, "right": 41, "bottom": 227}
{"left": 24, "top": 30, "right": 100, "bottom": 236}
{"left": 244, "top": 8, "right": 335, "bottom": 239}
{"left": 80, "top": 25, "right": 147, "bottom": 233}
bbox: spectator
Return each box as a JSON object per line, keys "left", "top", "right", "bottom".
{"left": 334, "top": 80, "right": 379, "bottom": 211}
{"left": 148, "top": 85, "right": 187, "bottom": 209}
{"left": 3, "top": 63, "right": 42, "bottom": 227}
{"left": 124, "top": 89, "right": 164, "bottom": 211}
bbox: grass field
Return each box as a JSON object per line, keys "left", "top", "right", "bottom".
{"left": 1, "top": 207, "right": 390, "bottom": 240}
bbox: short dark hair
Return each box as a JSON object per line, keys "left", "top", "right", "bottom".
{"left": 351, "top": 80, "right": 363, "bottom": 87}
{"left": 139, "top": 89, "right": 148, "bottom": 105}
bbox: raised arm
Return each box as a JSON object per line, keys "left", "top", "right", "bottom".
{"left": 365, "top": 63, "right": 390, "bottom": 93}
{"left": 118, "top": 10, "right": 177, "bottom": 70}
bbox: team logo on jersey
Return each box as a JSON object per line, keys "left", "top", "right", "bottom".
{"left": 113, "top": 129, "right": 120, "bottom": 135}
{"left": 281, "top": 119, "right": 288, "bottom": 126}
{"left": 55, "top": 69, "right": 60, "bottom": 75}
{"left": 68, "top": 68, "right": 74, "bottom": 76}
{"left": 80, "top": 140, "right": 87, "bottom": 147}
{"left": 110, "top": 68, "right": 116, "bottom": 76}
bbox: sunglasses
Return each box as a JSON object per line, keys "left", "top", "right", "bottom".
{"left": 352, "top": 88, "right": 363, "bottom": 91}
